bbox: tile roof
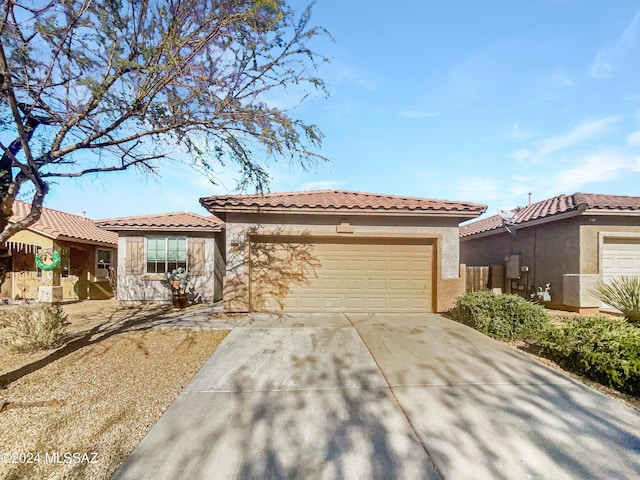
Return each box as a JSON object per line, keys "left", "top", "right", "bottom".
{"left": 200, "top": 190, "right": 487, "bottom": 216}
{"left": 10, "top": 201, "right": 118, "bottom": 245}
{"left": 96, "top": 211, "right": 223, "bottom": 232}
{"left": 460, "top": 192, "right": 640, "bottom": 238}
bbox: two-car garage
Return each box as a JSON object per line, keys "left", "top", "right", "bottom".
{"left": 249, "top": 236, "right": 434, "bottom": 313}
{"left": 199, "top": 190, "right": 487, "bottom": 313}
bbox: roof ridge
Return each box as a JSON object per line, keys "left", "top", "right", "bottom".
{"left": 13, "top": 199, "right": 96, "bottom": 221}
{"left": 206, "top": 189, "right": 484, "bottom": 205}
{"left": 10, "top": 200, "right": 117, "bottom": 245}
{"left": 98, "top": 210, "right": 215, "bottom": 221}
{"left": 461, "top": 191, "right": 640, "bottom": 239}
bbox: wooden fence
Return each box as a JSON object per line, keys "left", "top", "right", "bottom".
{"left": 465, "top": 266, "right": 490, "bottom": 293}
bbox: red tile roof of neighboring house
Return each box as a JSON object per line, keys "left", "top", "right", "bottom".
{"left": 460, "top": 192, "right": 640, "bottom": 238}
{"left": 200, "top": 190, "right": 487, "bottom": 216}
{"left": 9, "top": 201, "right": 118, "bottom": 245}
{"left": 96, "top": 211, "right": 223, "bottom": 232}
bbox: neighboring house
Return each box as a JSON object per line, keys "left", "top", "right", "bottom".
{"left": 460, "top": 193, "right": 640, "bottom": 313}
{"left": 200, "top": 190, "right": 486, "bottom": 313}
{"left": 1, "top": 201, "right": 118, "bottom": 301}
{"left": 97, "top": 212, "right": 224, "bottom": 304}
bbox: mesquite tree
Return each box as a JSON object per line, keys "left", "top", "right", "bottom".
{"left": 0, "top": 0, "right": 329, "bottom": 242}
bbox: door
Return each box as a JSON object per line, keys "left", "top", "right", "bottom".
{"left": 249, "top": 236, "right": 434, "bottom": 312}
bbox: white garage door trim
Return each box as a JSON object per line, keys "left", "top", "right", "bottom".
{"left": 249, "top": 235, "right": 435, "bottom": 313}
{"left": 600, "top": 235, "right": 640, "bottom": 311}
{"left": 601, "top": 236, "right": 640, "bottom": 281}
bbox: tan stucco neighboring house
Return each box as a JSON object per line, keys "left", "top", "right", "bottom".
{"left": 97, "top": 212, "right": 224, "bottom": 304}
{"left": 200, "top": 190, "right": 486, "bottom": 313}
{"left": 1, "top": 201, "right": 118, "bottom": 301}
{"left": 460, "top": 193, "right": 640, "bottom": 313}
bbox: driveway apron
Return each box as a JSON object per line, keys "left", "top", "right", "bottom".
{"left": 112, "top": 313, "right": 640, "bottom": 480}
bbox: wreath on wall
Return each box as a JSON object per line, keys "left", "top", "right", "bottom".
{"left": 35, "top": 248, "right": 61, "bottom": 271}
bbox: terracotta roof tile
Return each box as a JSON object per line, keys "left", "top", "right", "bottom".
{"left": 460, "top": 192, "right": 640, "bottom": 238}
{"left": 97, "top": 211, "right": 223, "bottom": 231}
{"left": 10, "top": 201, "right": 118, "bottom": 245}
{"left": 200, "top": 190, "right": 486, "bottom": 216}
{"left": 575, "top": 193, "right": 640, "bottom": 210}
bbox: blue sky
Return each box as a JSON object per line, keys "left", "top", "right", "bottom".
{"left": 44, "top": 0, "right": 640, "bottom": 221}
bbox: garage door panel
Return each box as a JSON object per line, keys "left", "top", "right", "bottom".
{"left": 389, "top": 279, "right": 408, "bottom": 290}
{"left": 250, "top": 238, "right": 433, "bottom": 312}
{"left": 602, "top": 239, "right": 640, "bottom": 280}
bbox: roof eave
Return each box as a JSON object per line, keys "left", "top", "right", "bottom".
{"left": 584, "top": 209, "right": 640, "bottom": 216}
{"left": 204, "top": 205, "right": 485, "bottom": 217}
{"left": 461, "top": 209, "right": 584, "bottom": 240}
{"left": 56, "top": 235, "right": 118, "bottom": 248}
{"left": 99, "top": 225, "right": 223, "bottom": 233}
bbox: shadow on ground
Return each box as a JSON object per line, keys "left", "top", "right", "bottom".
{"left": 0, "top": 304, "right": 218, "bottom": 388}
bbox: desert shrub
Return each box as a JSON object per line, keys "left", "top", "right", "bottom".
{"left": 535, "top": 316, "right": 640, "bottom": 394}
{"left": 592, "top": 276, "right": 640, "bottom": 325}
{"left": 0, "top": 304, "right": 69, "bottom": 352}
{"left": 450, "top": 290, "right": 550, "bottom": 341}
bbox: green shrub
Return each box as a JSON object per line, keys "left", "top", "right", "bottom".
{"left": 592, "top": 276, "right": 640, "bottom": 325}
{"left": 450, "top": 290, "right": 550, "bottom": 341}
{"left": 0, "top": 304, "right": 69, "bottom": 352}
{"left": 536, "top": 316, "right": 640, "bottom": 394}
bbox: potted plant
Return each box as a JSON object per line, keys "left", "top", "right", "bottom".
{"left": 165, "top": 267, "right": 189, "bottom": 308}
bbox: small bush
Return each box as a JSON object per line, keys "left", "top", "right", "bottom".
{"left": 592, "top": 276, "right": 640, "bottom": 325}
{"left": 450, "top": 290, "right": 550, "bottom": 341}
{"left": 0, "top": 304, "right": 69, "bottom": 352}
{"left": 536, "top": 316, "right": 640, "bottom": 394}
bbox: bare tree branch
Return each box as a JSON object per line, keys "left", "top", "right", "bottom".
{"left": 0, "top": 0, "right": 330, "bottom": 243}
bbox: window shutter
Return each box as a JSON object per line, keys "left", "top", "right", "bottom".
{"left": 126, "top": 237, "right": 144, "bottom": 275}
{"left": 188, "top": 238, "right": 205, "bottom": 276}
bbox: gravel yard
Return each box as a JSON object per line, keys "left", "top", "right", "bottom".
{"left": 0, "top": 300, "right": 231, "bottom": 480}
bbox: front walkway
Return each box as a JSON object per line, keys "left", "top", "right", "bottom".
{"left": 112, "top": 312, "right": 640, "bottom": 479}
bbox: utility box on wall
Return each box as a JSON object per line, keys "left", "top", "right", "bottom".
{"left": 505, "top": 254, "right": 521, "bottom": 279}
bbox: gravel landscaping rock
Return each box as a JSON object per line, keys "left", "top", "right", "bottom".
{"left": 0, "top": 300, "right": 230, "bottom": 479}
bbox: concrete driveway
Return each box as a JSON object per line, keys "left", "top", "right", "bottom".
{"left": 112, "top": 313, "right": 640, "bottom": 479}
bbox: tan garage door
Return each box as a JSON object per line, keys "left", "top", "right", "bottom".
{"left": 250, "top": 236, "right": 433, "bottom": 312}
{"left": 602, "top": 238, "right": 640, "bottom": 281}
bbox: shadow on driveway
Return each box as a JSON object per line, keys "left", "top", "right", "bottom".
{"left": 112, "top": 313, "right": 640, "bottom": 480}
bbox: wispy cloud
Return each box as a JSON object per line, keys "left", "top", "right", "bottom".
{"left": 543, "top": 151, "right": 631, "bottom": 195}
{"left": 589, "top": 11, "right": 640, "bottom": 79}
{"left": 547, "top": 69, "right": 575, "bottom": 87}
{"left": 458, "top": 149, "right": 636, "bottom": 213}
{"left": 513, "top": 115, "right": 621, "bottom": 163}
{"left": 335, "top": 65, "right": 377, "bottom": 91}
{"left": 457, "top": 177, "right": 503, "bottom": 202}
{"left": 536, "top": 116, "right": 620, "bottom": 157}
{"left": 628, "top": 130, "right": 640, "bottom": 145}
{"left": 397, "top": 110, "right": 439, "bottom": 119}
{"left": 506, "top": 123, "right": 534, "bottom": 140}
{"left": 299, "top": 180, "right": 342, "bottom": 190}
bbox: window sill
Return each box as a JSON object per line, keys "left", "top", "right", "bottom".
{"left": 141, "top": 274, "right": 165, "bottom": 281}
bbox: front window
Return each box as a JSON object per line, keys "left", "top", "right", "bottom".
{"left": 96, "top": 249, "right": 113, "bottom": 279}
{"left": 146, "top": 237, "right": 187, "bottom": 273}
{"left": 60, "top": 247, "right": 70, "bottom": 278}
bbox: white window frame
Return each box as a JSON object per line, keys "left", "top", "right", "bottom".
{"left": 145, "top": 236, "right": 188, "bottom": 274}
{"left": 95, "top": 249, "right": 113, "bottom": 281}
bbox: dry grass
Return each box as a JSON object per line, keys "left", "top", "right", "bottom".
{"left": 0, "top": 300, "right": 229, "bottom": 480}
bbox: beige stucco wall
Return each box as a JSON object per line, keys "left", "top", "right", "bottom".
{"left": 223, "top": 212, "right": 464, "bottom": 312}
{"left": 579, "top": 215, "right": 640, "bottom": 274}
{"left": 116, "top": 233, "right": 220, "bottom": 304}
{"left": 2, "top": 229, "right": 115, "bottom": 301}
